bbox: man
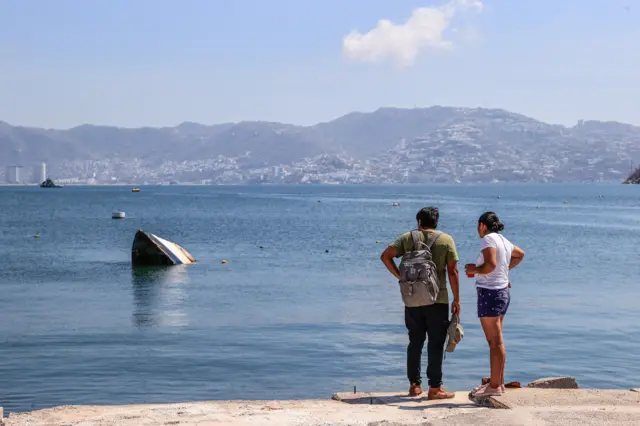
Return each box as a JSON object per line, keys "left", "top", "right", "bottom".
{"left": 380, "top": 207, "right": 460, "bottom": 399}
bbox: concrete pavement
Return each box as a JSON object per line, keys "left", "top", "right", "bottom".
{"left": 5, "top": 388, "right": 640, "bottom": 425}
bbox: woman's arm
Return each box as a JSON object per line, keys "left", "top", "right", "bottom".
{"left": 509, "top": 245, "right": 525, "bottom": 270}
{"left": 469, "top": 247, "right": 497, "bottom": 275}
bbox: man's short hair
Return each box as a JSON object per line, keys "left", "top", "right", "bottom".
{"left": 416, "top": 207, "right": 439, "bottom": 229}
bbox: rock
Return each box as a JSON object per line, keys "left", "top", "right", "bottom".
{"left": 471, "top": 395, "right": 511, "bottom": 409}
{"left": 631, "top": 388, "right": 640, "bottom": 393}
{"left": 527, "top": 377, "right": 579, "bottom": 389}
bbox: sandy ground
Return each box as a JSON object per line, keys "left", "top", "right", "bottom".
{"left": 5, "top": 389, "right": 640, "bottom": 426}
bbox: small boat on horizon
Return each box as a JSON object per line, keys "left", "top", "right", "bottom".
{"left": 40, "top": 178, "right": 63, "bottom": 188}
{"left": 112, "top": 211, "right": 126, "bottom": 219}
{"left": 131, "top": 188, "right": 141, "bottom": 192}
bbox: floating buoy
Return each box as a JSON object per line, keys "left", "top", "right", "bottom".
{"left": 221, "top": 260, "right": 228, "bottom": 264}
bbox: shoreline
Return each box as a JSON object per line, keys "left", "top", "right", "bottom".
{"left": 4, "top": 379, "right": 640, "bottom": 426}
{"left": 0, "top": 181, "right": 627, "bottom": 187}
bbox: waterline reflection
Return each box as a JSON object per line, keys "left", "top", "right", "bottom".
{"left": 131, "top": 265, "right": 190, "bottom": 329}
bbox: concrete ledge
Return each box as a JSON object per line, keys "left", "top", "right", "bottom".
{"left": 5, "top": 398, "right": 485, "bottom": 426}
{"left": 7, "top": 391, "right": 640, "bottom": 426}
{"left": 527, "top": 377, "right": 579, "bottom": 389}
{"left": 478, "top": 389, "right": 640, "bottom": 410}
{"left": 7, "top": 379, "right": 640, "bottom": 426}
{"left": 332, "top": 392, "right": 387, "bottom": 405}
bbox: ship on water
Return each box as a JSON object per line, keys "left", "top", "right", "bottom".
{"left": 40, "top": 178, "right": 63, "bottom": 188}
{"left": 623, "top": 161, "right": 639, "bottom": 184}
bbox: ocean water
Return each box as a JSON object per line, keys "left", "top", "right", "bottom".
{"left": 1, "top": 184, "right": 639, "bottom": 413}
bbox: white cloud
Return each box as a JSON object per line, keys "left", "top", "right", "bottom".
{"left": 342, "top": 0, "right": 483, "bottom": 67}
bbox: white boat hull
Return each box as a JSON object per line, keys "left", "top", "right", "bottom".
{"left": 131, "top": 230, "right": 196, "bottom": 266}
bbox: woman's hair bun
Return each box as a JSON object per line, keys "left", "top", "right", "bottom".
{"left": 479, "top": 212, "right": 504, "bottom": 233}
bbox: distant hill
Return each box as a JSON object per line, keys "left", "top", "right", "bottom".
{"left": 2, "top": 107, "right": 640, "bottom": 183}
{"left": 0, "top": 120, "right": 338, "bottom": 167}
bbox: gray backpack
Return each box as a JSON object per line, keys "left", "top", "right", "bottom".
{"left": 398, "top": 230, "right": 442, "bottom": 307}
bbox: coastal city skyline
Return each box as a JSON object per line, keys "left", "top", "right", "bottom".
{"left": 2, "top": 105, "right": 639, "bottom": 185}
{"left": 4, "top": 162, "right": 47, "bottom": 185}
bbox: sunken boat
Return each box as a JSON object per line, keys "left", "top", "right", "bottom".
{"left": 131, "top": 230, "right": 196, "bottom": 266}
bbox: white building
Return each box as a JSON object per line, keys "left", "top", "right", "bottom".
{"left": 5, "top": 166, "right": 22, "bottom": 184}
{"left": 33, "top": 162, "right": 46, "bottom": 183}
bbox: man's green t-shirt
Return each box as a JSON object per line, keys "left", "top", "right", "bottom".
{"left": 391, "top": 230, "right": 459, "bottom": 305}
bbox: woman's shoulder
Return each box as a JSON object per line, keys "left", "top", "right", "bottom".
{"left": 483, "top": 233, "right": 499, "bottom": 242}
{"left": 480, "top": 233, "right": 500, "bottom": 248}
{"left": 489, "top": 233, "right": 515, "bottom": 250}
{"left": 500, "top": 234, "right": 515, "bottom": 249}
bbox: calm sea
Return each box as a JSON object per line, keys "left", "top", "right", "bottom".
{"left": 1, "top": 184, "right": 639, "bottom": 413}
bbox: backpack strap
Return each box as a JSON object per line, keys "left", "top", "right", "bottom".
{"left": 426, "top": 231, "right": 443, "bottom": 249}
{"left": 410, "top": 230, "right": 442, "bottom": 251}
{"left": 410, "top": 230, "right": 423, "bottom": 251}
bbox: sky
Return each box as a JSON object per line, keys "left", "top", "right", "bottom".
{"left": 0, "top": 0, "right": 638, "bottom": 129}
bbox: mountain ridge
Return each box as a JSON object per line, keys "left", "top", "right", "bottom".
{"left": 4, "top": 106, "right": 639, "bottom": 132}
{"left": 2, "top": 106, "right": 639, "bottom": 184}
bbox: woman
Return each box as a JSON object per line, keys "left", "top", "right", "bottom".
{"left": 465, "top": 212, "right": 525, "bottom": 397}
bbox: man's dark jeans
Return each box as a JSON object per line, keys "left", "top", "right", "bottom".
{"left": 404, "top": 303, "right": 449, "bottom": 388}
